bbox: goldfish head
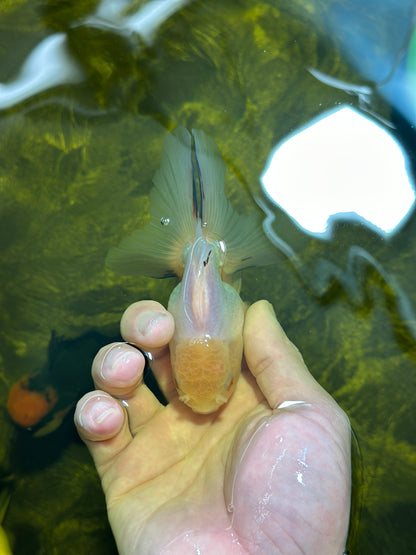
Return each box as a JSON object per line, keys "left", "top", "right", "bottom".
{"left": 6, "top": 376, "right": 59, "bottom": 428}
{"left": 171, "top": 336, "right": 240, "bottom": 414}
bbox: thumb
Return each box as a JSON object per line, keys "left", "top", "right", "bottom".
{"left": 243, "top": 300, "right": 328, "bottom": 409}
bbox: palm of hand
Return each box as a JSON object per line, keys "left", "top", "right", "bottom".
{"left": 76, "top": 301, "right": 350, "bottom": 555}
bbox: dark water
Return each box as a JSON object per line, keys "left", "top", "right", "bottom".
{"left": 0, "top": 0, "right": 416, "bottom": 553}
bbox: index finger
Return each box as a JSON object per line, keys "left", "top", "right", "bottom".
{"left": 120, "top": 300, "right": 177, "bottom": 401}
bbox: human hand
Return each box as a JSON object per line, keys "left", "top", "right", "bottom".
{"left": 75, "top": 300, "right": 351, "bottom": 554}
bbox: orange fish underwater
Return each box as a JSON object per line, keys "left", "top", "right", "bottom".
{"left": 6, "top": 331, "right": 115, "bottom": 433}
{"left": 7, "top": 375, "right": 58, "bottom": 428}
{"left": 107, "top": 128, "right": 273, "bottom": 413}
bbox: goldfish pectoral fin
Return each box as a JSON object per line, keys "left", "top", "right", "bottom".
{"left": 32, "top": 420, "right": 61, "bottom": 438}
{"left": 178, "top": 393, "right": 191, "bottom": 405}
{"left": 32, "top": 403, "right": 74, "bottom": 438}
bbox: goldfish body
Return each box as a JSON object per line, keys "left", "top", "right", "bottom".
{"left": 107, "top": 128, "right": 273, "bottom": 413}
{"left": 7, "top": 375, "right": 58, "bottom": 428}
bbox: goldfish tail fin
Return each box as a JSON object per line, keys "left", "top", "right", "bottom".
{"left": 221, "top": 210, "right": 277, "bottom": 275}
{"left": 192, "top": 129, "right": 276, "bottom": 276}
{"left": 106, "top": 128, "right": 196, "bottom": 278}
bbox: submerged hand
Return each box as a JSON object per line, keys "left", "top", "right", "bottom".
{"left": 75, "top": 300, "right": 351, "bottom": 554}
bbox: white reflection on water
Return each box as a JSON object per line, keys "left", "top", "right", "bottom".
{"left": 261, "top": 107, "right": 415, "bottom": 240}
{"left": 86, "top": 0, "right": 192, "bottom": 45}
{"left": 0, "top": 0, "right": 193, "bottom": 110}
{"left": 0, "top": 34, "right": 83, "bottom": 110}
{"left": 307, "top": 0, "right": 416, "bottom": 129}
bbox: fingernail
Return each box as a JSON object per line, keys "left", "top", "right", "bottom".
{"left": 100, "top": 343, "right": 141, "bottom": 382}
{"left": 77, "top": 394, "right": 121, "bottom": 433}
{"left": 135, "top": 310, "right": 167, "bottom": 336}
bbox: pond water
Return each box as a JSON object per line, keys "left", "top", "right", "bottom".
{"left": 0, "top": 0, "right": 416, "bottom": 553}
